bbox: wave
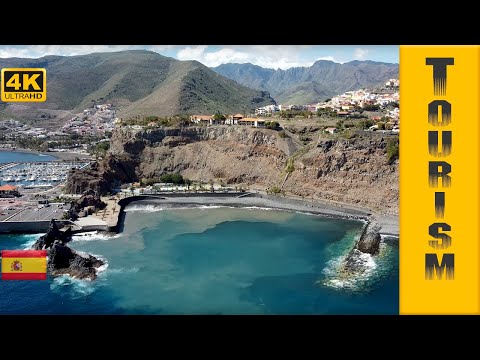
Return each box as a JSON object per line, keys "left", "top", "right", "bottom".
{"left": 196, "top": 205, "right": 228, "bottom": 209}
{"left": 242, "top": 206, "right": 275, "bottom": 211}
{"left": 72, "top": 231, "right": 119, "bottom": 242}
{"left": 21, "top": 233, "right": 44, "bottom": 249}
{"left": 380, "top": 234, "right": 399, "bottom": 240}
{"left": 49, "top": 254, "right": 108, "bottom": 298}
{"left": 50, "top": 275, "right": 97, "bottom": 297}
{"left": 124, "top": 204, "right": 165, "bottom": 213}
{"left": 107, "top": 267, "right": 139, "bottom": 274}
{"left": 93, "top": 254, "right": 109, "bottom": 275}
{"left": 321, "top": 250, "right": 378, "bottom": 291}
{"left": 125, "top": 204, "right": 230, "bottom": 213}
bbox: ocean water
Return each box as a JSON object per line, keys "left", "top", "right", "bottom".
{"left": 0, "top": 151, "right": 56, "bottom": 164}
{"left": 0, "top": 207, "right": 399, "bottom": 314}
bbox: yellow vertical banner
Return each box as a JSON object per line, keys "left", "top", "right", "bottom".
{"left": 400, "top": 45, "right": 480, "bottom": 314}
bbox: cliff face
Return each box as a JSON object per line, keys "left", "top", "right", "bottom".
{"left": 65, "top": 125, "right": 398, "bottom": 214}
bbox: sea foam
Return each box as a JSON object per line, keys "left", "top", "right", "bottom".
{"left": 321, "top": 250, "right": 378, "bottom": 291}
{"left": 124, "top": 204, "right": 165, "bottom": 213}
{"left": 50, "top": 275, "right": 97, "bottom": 297}
{"left": 21, "top": 234, "right": 44, "bottom": 249}
{"left": 72, "top": 231, "right": 119, "bottom": 242}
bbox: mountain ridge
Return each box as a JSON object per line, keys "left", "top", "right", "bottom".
{"left": 212, "top": 60, "right": 399, "bottom": 104}
{"left": 0, "top": 50, "right": 275, "bottom": 126}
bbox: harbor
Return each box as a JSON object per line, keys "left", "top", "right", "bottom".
{"left": 0, "top": 161, "right": 89, "bottom": 188}
{"left": 0, "top": 154, "right": 91, "bottom": 233}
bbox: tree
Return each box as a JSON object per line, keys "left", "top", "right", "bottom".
{"left": 279, "top": 111, "right": 295, "bottom": 119}
{"left": 159, "top": 173, "right": 184, "bottom": 184}
{"left": 358, "top": 119, "right": 375, "bottom": 129}
{"left": 363, "top": 104, "right": 380, "bottom": 111}
{"left": 213, "top": 113, "right": 226, "bottom": 121}
{"left": 265, "top": 121, "right": 280, "bottom": 130}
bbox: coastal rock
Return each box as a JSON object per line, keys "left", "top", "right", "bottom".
{"left": 48, "top": 242, "right": 103, "bottom": 281}
{"left": 66, "top": 190, "right": 107, "bottom": 221}
{"left": 32, "top": 219, "right": 104, "bottom": 280}
{"left": 356, "top": 220, "right": 382, "bottom": 255}
{"left": 340, "top": 219, "right": 382, "bottom": 275}
{"left": 33, "top": 219, "right": 72, "bottom": 249}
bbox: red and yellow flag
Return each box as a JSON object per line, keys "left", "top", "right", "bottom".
{"left": 1, "top": 250, "right": 47, "bottom": 280}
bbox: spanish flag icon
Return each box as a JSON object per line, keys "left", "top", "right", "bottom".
{"left": 1, "top": 250, "right": 47, "bottom": 280}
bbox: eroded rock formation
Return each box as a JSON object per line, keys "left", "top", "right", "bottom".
{"left": 32, "top": 220, "right": 104, "bottom": 280}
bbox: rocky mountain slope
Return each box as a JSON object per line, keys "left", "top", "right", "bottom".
{"left": 0, "top": 51, "right": 275, "bottom": 125}
{"left": 65, "top": 125, "right": 399, "bottom": 214}
{"left": 213, "top": 60, "right": 399, "bottom": 104}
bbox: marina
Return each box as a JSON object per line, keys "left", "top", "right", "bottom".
{"left": 0, "top": 161, "right": 89, "bottom": 188}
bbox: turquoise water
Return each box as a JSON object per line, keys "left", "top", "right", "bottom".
{"left": 0, "top": 151, "right": 56, "bottom": 164}
{"left": 0, "top": 206, "right": 399, "bottom": 314}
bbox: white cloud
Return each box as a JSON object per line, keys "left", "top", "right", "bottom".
{"left": 317, "top": 56, "right": 336, "bottom": 62}
{"left": 203, "top": 48, "right": 251, "bottom": 66}
{"left": 353, "top": 48, "right": 369, "bottom": 60}
{"left": 0, "top": 45, "right": 390, "bottom": 69}
{"left": 176, "top": 45, "right": 208, "bottom": 61}
{"left": 176, "top": 45, "right": 315, "bottom": 69}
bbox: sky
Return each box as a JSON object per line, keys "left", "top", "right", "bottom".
{"left": 0, "top": 45, "right": 398, "bottom": 70}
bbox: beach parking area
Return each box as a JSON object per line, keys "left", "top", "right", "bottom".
{"left": 0, "top": 200, "right": 65, "bottom": 222}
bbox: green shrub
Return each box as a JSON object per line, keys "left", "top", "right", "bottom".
{"left": 265, "top": 121, "right": 280, "bottom": 130}
{"left": 159, "top": 173, "right": 185, "bottom": 184}
{"left": 386, "top": 138, "right": 399, "bottom": 164}
{"left": 213, "top": 113, "right": 226, "bottom": 121}
{"left": 358, "top": 119, "right": 375, "bottom": 129}
{"left": 268, "top": 186, "right": 282, "bottom": 194}
{"left": 278, "top": 130, "right": 287, "bottom": 138}
{"left": 363, "top": 104, "right": 380, "bottom": 111}
{"left": 285, "top": 158, "right": 295, "bottom": 173}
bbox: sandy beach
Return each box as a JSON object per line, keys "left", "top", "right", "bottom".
{"left": 123, "top": 193, "right": 399, "bottom": 237}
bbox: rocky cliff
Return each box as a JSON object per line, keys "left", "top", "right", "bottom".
{"left": 65, "top": 125, "right": 398, "bottom": 214}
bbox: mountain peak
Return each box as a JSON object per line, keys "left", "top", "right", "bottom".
{"left": 312, "top": 59, "right": 337, "bottom": 65}
{"left": 0, "top": 51, "right": 275, "bottom": 126}
{"left": 213, "top": 61, "right": 399, "bottom": 104}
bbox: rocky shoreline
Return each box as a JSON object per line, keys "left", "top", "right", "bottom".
{"left": 32, "top": 220, "right": 104, "bottom": 280}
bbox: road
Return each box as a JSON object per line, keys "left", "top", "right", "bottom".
{"left": 2, "top": 204, "right": 65, "bottom": 222}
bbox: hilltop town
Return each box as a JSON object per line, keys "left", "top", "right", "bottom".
{"left": 0, "top": 79, "right": 400, "bottom": 159}
{"left": 139, "top": 79, "right": 400, "bottom": 135}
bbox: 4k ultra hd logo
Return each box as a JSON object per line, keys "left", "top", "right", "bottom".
{"left": 1, "top": 68, "right": 46, "bottom": 102}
